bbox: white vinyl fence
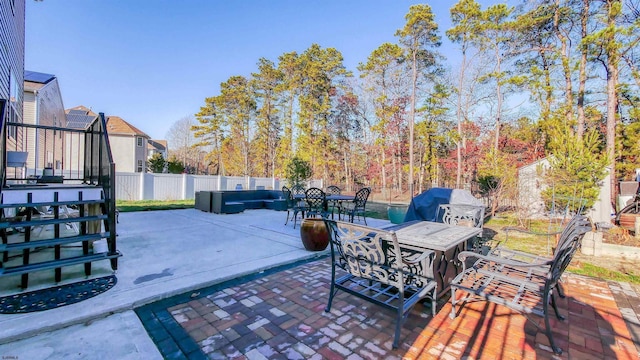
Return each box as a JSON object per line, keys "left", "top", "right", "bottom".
{"left": 115, "top": 172, "right": 323, "bottom": 201}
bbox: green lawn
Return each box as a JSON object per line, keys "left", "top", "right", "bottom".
{"left": 117, "top": 199, "right": 194, "bottom": 212}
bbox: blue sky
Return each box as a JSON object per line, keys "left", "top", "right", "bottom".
{"left": 25, "top": 1, "right": 494, "bottom": 140}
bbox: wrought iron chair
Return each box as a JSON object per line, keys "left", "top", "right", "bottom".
{"left": 450, "top": 215, "right": 591, "bottom": 355}
{"left": 326, "top": 185, "right": 342, "bottom": 220}
{"left": 282, "top": 186, "right": 306, "bottom": 229}
{"left": 437, "top": 204, "right": 485, "bottom": 252}
{"left": 304, "top": 187, "right": 329, "bottom": 219}
{"left": 290, "top": 184, "right": 306, "bottom": 197}
{"left": 341, "top": 187, "right": 371, "bottom": 225}
{"left": 324, "top": 219, "right": 437, "bottom": 349}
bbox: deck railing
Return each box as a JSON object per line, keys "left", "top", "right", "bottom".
{"left": 2, "top": 113, "right": 114, "bottom": 186}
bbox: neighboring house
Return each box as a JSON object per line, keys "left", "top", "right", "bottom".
{"left": 147, "top": 139, "right": 168, "bottom": 159}
{"left": 63, "top": 105, "right": 98, "bottom": 177}
{"left": 23, "top": 70, "right": 66, "bottom": 174}
{"left": 106, "top": 116, "right": 150, "bottom": 173}
{"left": 1, "top": 0, "right": 26, "bottom": 160}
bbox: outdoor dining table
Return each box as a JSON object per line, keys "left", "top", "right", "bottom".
{"left": 293, "top": 194, "right": 355, "bottom": 215}
{"left": 293, "top": 194, "right": 355, "bottom": 202}
{"left": 389, "top": 220, "right": 482, "bottom": 299}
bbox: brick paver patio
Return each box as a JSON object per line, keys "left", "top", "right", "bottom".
{"left": 136, "top": 257, "right": 640, "bottom": 359}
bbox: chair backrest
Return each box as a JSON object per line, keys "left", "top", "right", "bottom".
{"left": 326, "top": 185, "right": 341, "bottom": 195}
{"left": 545, "top": 217, "right": 591, "bottom": 290}
{"left": 554, "top": 215, "right": 591, "bottom": 254}
{"left": 352, "top": 187, "right": 371, "bottom": 209}
{"left": 438, "top": 204, "right": 485, "bottom": 229}
{"left": 291, "top": 184, "right": 306, "bottom": 195}
{"left": 282, "top": 186, "right": 294, "bottom": 207}
{"left": 324, "top": 220, "right": 405, "bottom": 289}
{"left": 305, "top": 187, "right": 326, "bottom": 211}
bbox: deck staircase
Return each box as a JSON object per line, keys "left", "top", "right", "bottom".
{"left": 0, "top": 106, "right": 120, "bottom": 289}
{"left": 0, "top": 186, "right": 120, "bottom": 288}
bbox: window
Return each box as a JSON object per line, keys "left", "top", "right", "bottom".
{"left": 137, "top": 160, "right": 144, "bottom": 173}
{"left": 7, "top": 70, "right": 20, "bottom": 138}
{"left": 137, "top": 137, "right": 143, "bottom": 147}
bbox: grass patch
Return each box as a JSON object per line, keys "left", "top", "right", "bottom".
{"left": 117, "top": 199, "right": 194, "bottom": 212}
{"left": 569, "top": 262, "right": 640, "bottom": 284}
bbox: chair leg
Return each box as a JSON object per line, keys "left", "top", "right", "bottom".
{"left": 449, "top": 287, "right": 458, "bottom": 319}
{"left": 392, "top": 304, "right": 403, "bottom": 349}
{"left": 325, "top": 265, "right": 337, "bottom": 312}
{"left": 550, "top": 291, "right": 565, "bottom": 320}
{"left": 544, "top": 290, "right": 563, "bottom": 354}
{"left": 285, "top": 210, "right": 291, "bottom": 226}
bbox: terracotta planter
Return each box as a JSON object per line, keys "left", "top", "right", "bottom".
{"left": 300, "top": 218, "right": 329, "bottom": 251}
{"left": 619, "top": 213, "right": 640, "bottom": 230}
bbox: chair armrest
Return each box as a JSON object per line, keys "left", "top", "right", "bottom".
{"left": 490, "top": 247, "right": 550, "bottom": 264}
{"left": 497, "top": 226, "right": 563, "bottom": 249}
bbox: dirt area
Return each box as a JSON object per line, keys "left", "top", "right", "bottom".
{"left": 604, "top": 227, "right": 640, "bottom": 247}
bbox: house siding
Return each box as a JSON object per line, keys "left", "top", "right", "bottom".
{"left": 1, "top": 0, "right": 25, "bottom": 174}
{"left": 23, "top": 78, "right": 66, "bottom": 172}
{"left": 110, "top": 136, "right": 136, "bottom": 173}
{"left": 1, "top": 0, "right": 24, "bottom": 118}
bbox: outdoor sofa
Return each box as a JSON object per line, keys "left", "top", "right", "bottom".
{"left": 196, "top": 190, "right": 287, "bottom": 214}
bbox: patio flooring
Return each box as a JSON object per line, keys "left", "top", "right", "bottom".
{"left": 138, "top": 257, "right": 640, "bottom": 359}
{"left": 0, "top": 209, "right": 637, "bottom": 359}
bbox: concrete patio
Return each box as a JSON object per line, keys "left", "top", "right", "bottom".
{"left": 0, "top": 209, "right": 637, "bottom": 359}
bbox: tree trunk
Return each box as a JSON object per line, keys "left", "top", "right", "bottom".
{"left": 409, "top": 50, "right": 417, "bottom": 197}
{"left": 576, "top": 0, "right": 589, "bottom": 139}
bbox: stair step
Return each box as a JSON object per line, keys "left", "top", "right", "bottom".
{"left": 0, "top": 251, "right": 122, "bottom": 276}
{"left": 0, "top": 215, "right": 107, "bottom": 230}
{"left": 0, "top": 198, "right": 106, "bottom": 209}
{"left": 0, "top": 232, "right": 110, "bottom": 252}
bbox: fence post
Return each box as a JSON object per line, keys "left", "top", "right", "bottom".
{"left": 182, "top": 173, "right": 187, "bottom": 200}
{"left": 139, "top": 172, "right": 145, "bottom": 200}
{"left": 217, "top": 175, "right": 222, "bottom": 191}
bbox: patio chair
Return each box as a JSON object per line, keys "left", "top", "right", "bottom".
{"left": 290, "top": 184, "right": 306, "bottom": 196}
{"left": 282, "top": 186, "right": 306, "bottom": 229}
{"left": 304, "top": 187, "right": 329, "bottom": 219}
{"left": 437, "top": 204, "right": 485, "bottom": 252}
{"left": 341, "top": 187, "right": 371, "bottom": 225}
{"left": 491, "top": 215, "right": 592, "bottom": 297}
{"left": 326, "top": 185, "right": 342, "bottom": 220}
{"left": 450, "top": 215, "right": 591, "bottom": 355}
{"left": 324, "top": 219, "right": 437, "bottom": 349}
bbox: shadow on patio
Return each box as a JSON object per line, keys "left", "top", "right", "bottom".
{"left": 137, "top": 257, "right": 639, "bottom": 359}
